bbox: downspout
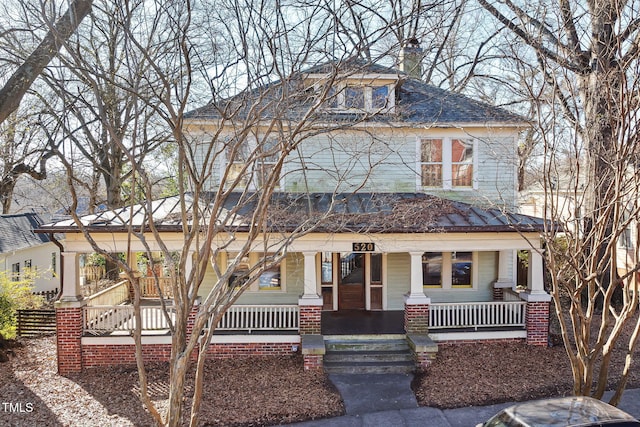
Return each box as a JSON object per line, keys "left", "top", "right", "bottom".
{"left": 49, "top": 233, "right": 64, "bottom": 301}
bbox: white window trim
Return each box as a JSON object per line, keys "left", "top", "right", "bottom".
{"left": 220, "top": 135, "right": 284, "bottom": 190}
{"left": 243, "top": 252, "right": 287, "bottom": 293}
{"left": 416, "top": 137, "right": 478, "bottom": 191}
{"left": 422, "top": 251, "right": 478, "bottom": 291}
{"left": 322, "top": 82, "right": 395, "bottom": 113}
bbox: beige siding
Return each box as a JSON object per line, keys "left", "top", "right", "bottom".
{"left": 385, "top": 251, "right": 498, "bottom": 307}
{"left": 198, "top": 253, "right": 303, "bottom": 305}
{"left": 386, "top": 253, "right": 410, "bottom": 310}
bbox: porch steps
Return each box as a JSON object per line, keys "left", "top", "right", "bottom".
{"left": 323, "top": 334, "right": 414, "bottom": 374}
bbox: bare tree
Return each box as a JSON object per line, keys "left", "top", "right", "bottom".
{"left": 50, "top": 0, "right": 411, "bottom": 425}
{"left": 0, "top": 0, "right": 93, "bottom": 124}
{"left": 0, "top": 110, "right": 55, "bottom": 213}
{"left": 479, "top": 0, "right": 640, "bottom": 403}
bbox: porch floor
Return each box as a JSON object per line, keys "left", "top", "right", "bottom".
{"left": 321, "top": 310, "right": 405, "bottom": 335}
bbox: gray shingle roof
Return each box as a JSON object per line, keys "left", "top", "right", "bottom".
{"left": 0, "top": 213, "right": 51, "bottom": 253}
{"left": 36, "top": 193, "right": 544, "bottom": 234}
{"left": 185, "top": 60, "right": 526, "bottom": 126}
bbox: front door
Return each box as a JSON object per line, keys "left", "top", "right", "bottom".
{"left": 338, "top": 252, "right": 365, "bottom": 310}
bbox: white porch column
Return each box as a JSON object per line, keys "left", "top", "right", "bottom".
{"left": 405, "top": 251, "right": 430, "bottom": 304}
{"left": 495, "top": 250, "right": 515, "bottom": 287}
{"left": 299, "top": 251, "right": 321, "bottom": 302}
{"left": 525, "top": 249, "right": 548, "bottom": 298}
{"left": 60, "top": 251, "right": 83, "bottom": 302}
{"left": 298, "top": 251, "right": 322, "bottom": 335}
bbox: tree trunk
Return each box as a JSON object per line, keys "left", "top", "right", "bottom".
{"left": 0, "top": 0, "right": 93, "bottom": 124}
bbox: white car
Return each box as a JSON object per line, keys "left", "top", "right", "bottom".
{"left": 477, "top": 396, "right": 640, "bottom": 427}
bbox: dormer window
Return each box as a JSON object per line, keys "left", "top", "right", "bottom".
{"left": 329, "top": 84, "right": 393, "bottom": 112}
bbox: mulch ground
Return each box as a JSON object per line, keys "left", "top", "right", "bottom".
{"left": 3, "top": 329, "right": 640, "bottom": 425}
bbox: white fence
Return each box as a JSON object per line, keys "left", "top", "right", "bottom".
{"left": 83, "top": 304, "right": 299, "bottom": 335}
{"left": 86, "top": 281, "right": 129, "bottom": 307}
{"left": 216, "top": 305, "right": 299, "bottom": 333}
{"left": 429, "top": 301, "right": 526, "bottom": 330}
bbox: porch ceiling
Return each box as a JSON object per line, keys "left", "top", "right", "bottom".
{"left": 35, "top": 192, "right": 546, "bottom": 235}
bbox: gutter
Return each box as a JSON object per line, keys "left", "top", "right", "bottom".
{"left": 49, "top": 233, "right": 64, "bottom": 302}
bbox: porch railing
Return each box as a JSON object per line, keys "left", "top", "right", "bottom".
{"left": 84, "top": 304, "right": 298, "bottom": 335}
{"left": 139, "top": 277, "right": 174, "bottom": 298}
{"left": 215, "top": 305, "right": 299, "bottom": 333}
{"left": 429, "top": 301, "right": 526, "bottom": 330}
{"left": 86, "top": 280, "right": 129, "bottom": 307}
{"left": 84, "top": 305, "right": 174, "bottom": 335}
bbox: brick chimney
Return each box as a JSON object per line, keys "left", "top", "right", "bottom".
{"left": 399, "top": 38, "right": 423, "bottom": 79}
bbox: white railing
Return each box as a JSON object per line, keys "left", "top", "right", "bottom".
{"left": 429, "top": 301, "right": 526, "bottom": 330}
{"left": 84, "top": 305, "right": 174, "bottom": 335}
{"left": 139, "top": 277, "right": 174, "bottom": 298}
{"left": 216, "top": 305, "right": 299, "bottom": 333}
{"left": 86, "top": 280, "right": 129, "bottom": 307}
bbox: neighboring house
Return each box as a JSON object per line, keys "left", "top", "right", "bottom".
{"left": 0, "top": 213, "right": 60, "bottom": 293}
{"left": 40, "top": 47, "right": 551, "bottom": 375}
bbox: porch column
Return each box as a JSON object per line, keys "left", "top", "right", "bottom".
{"left": 404, "top": 252, "right": 431, "bottom": 334}
{"left": 493, "top": 250, "right": 515, "bottom": 300}
{"left": 298, "top": 252, "right": 322, "bottom": 335}
{"left": 55, "top": 251, "right": 86, "bottom": 374}
{"left": 520, "top": 249, "right": 551, "bottom": 346}
{"left": 60, "top": 252, "right": 82, "bottom": 301}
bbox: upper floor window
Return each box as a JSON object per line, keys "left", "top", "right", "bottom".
{"left": 325, "top": 84, "right": 393, "bottom": 112}
{"left": 419, "top": 138, "right": 475, "bottom": 189}
{"left": 224, "top": 137, "right": 281, "bottom": 190}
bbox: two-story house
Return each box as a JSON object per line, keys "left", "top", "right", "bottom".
{"left": 0, "top": 213, "right": 60, "bottom": 295}
{"left": 42, "top": 50, "right": 550, "bottom": 374}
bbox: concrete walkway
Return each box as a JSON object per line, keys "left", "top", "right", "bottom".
{"left": 290, "top": 374, "right": 640, "bottom": 426}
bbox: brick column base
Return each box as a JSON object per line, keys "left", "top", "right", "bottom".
{"left": 303, "top": 354, "right": 323, "bottom": 370}
{"left": 526, "top": 301, "right": 550, "bottom": 346}
{"left": 299, "top": 305, "right": 322, "bottom": 335}
{"left": 56, "top": 304, "right": 85, "bottom": 375}
{"left": 493, "top": 287, "right": 504, "bottom": 301}
{"left": 404, "top": 303, "right": 429, "bottom": 334}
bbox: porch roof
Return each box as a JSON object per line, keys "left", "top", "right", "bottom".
{"left": 35, "top": 192, "right": 546, "bottom": 234}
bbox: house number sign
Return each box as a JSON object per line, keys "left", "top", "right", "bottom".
{"left": 352, "top": 242, "right": 375, "bottom": 252}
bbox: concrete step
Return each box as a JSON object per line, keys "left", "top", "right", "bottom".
{"left": 323, "top": 335, "right": 414, "bottom": 374}
{"left": 325, "top": 339, "right": 409, "bottom": 352}
{"left": 324, "top": 350, "right": 413, "bottom": 364}
{"left": 324, "top": 360, "right": 414, "bottom": 374}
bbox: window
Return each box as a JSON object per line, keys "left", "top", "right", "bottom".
{"left": 324, "top": 84, "right": 393, "bottom": 112}
{"left": 51, "top": 252, "right": 57, "bottom": 277}
{"left": 227, "top": 252, "right": 284, "bottom": 291}
{"left": 451, "top": 252, "right": 472, "bottom": 288}
{"left": 422, "top": 252, "right": 474, "bottom": 289}
{"left": 371, "top": 86, "right": 389, "bottom": 109}
{"left": 619, "top": 227, "right": 633, "bottom": 249}
{"left": 224, "top": 136, "right": 281, "bottom": 190}
{"left": 11, "top": 262, "right": 20, "bottom": 281}
{"left": 419, "top": 138, "right": 475, "bottom": 189}
{"left": 420, "top": 139, "right": 443, "bottom": 187}
{"left": 422, "top": 253, "right": 442, "bottom": 287}
{"left": 258, "top": 262, "right": 282, "bottom": 290}
{"left": 344, "top": 86, "right": 365, "bottom": 109}
{"left": 228, "top": 254, "right": 251, "bottom": 289}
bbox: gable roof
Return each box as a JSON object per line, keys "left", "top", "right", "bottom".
{"left": 185, "top": 60, "right": 526, "bottom": 126}
{"left": 36, "top": 192, "right": 545, "bottom": 234}
{"left": 0, "top": 213, "right": 52, "bottom": 253}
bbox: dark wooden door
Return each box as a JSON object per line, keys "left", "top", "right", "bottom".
{"left": 338, "top": 253, "right": 365, "bottom": 310}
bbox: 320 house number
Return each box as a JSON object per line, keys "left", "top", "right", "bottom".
{"left": 352, "top": 242, "right": 375, "bottom": 252}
